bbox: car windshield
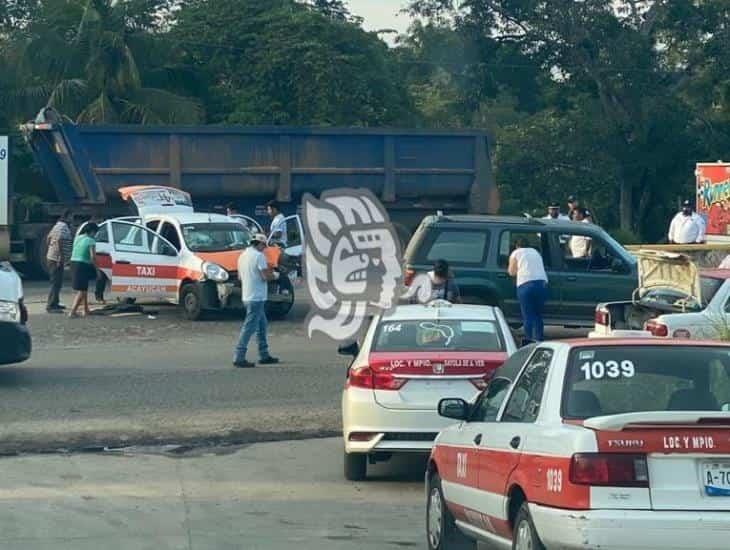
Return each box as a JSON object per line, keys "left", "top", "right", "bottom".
{"left": 563, "top": 346, "right": 730, "bottom": 419}
{"left": 372, "top": 319, "right": 504, "bottom": 352}
{"left": 181, "top": 223, "right": 251, "bottom": 252}
{"left": 641, "top": 276, "right": 722, "bottom": 311}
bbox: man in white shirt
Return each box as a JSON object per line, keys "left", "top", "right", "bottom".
{"left": 267, "top": 200, "right": 287, "bottom": 247}
{"left": 569, "top": 208, "right": 592, "bottom": 258}
{"left": 668, "top": 200, "right": 706, "bottom": 244}
{"left": 543, "top": 202, "right": 570, "bottom": 221}
{"left": 233, "top": 233, "right": 280, "bottom": 368}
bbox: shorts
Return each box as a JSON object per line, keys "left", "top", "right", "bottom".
{"left": 71, "top": 261, "right": 96, "bottom": 291}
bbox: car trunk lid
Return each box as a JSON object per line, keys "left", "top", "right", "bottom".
{"left": 369, "top": 351, "right": 506, "bottom": 411}
{"left": 587, "top": 412, "right": 730, "bottom": 511}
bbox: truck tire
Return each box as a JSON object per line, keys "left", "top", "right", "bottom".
{"left": 265, "top": 276, "right": 294, "bottom": 320}
{"left": 344, "top": 451, "right": 367, "bottom": 481}
{"left": 427, "top": 473, "right": 476, "bottom": 550}
{"left": 181, "top": 284, "right": 204, "bottom": 321}
{"left": 29, "top": 230, "right": 52, "bottom": 279}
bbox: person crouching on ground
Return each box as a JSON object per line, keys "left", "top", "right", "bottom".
{"left": 508, "top": 238, "right": 549, "bottom": 342}
{"left": 68, "top": 222, "right": 98, "bottom": 318}
{"left": 233, "top": 233, "right": 280, "bottom": 368}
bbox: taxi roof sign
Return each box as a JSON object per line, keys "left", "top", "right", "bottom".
{"left": 426, "top": 299, "right": 453, "bottom": 308}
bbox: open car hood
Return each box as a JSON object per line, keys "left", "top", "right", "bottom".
{"left": 634, "top": 250, "right": 700, "bottom": 303}
{"left": 119, "top": 186, "right": 194, "bottom": 217}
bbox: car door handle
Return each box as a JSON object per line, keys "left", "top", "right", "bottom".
{"left": 96, "top": 252, "right": 110, "bottom": 257}
{"left": 473, "top": 434, "right": 482, "bottom": 445}
{"left": 566, "top": 276, "right": 577, "bottom": 282}
{"left": 497, "top": 273, "right": 508, "bottom": 279}
{"left": 116, "top": 260, "right": 131, "bottom": 265}
{"left": 510, "top": 436, "right": 521, "bottom": 450}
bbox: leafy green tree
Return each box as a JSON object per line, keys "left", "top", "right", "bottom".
{"left": 17, "top": 0, "right": 202, "bottom": 123}
{"left": 173, "top": 0, "right": 412, "bottom": 126}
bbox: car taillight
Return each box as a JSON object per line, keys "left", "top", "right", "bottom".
{"left": 346, "top": 367, "right": 408, "bottom": 391}
{"left": 594, "top": 308, "right": 609, "bottom": 326}
{"left": 404, "top": 267, "right": 415, "bottom": 287}
{"left": 570, "top": 453, "right": 649, "bottom": 487}
{"left": 673, "top": 328, "right": 691, "bottom": 338}
{"left": 645, "top": 320, "right": 668, "bottom": 337}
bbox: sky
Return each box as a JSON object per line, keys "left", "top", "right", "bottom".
{"left": 346, "top": 0, "right": 413, "bottom": 39}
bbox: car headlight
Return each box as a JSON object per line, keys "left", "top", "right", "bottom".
{"left": 202, "top": 262, "right": 229, "bottom": 283}
{"left": 0, "top": 300, "right": 20, "bottom": 323}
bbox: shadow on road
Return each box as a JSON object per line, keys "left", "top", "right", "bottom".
{"left": 365, "top": 454, "right": 429, "bottom": 482}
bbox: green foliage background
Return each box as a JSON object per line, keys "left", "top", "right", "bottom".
{"left": 3, "top": 0, "right": 730, "bottom": 242}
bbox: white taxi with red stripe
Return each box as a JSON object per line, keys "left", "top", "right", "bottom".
{"left": 427, "top": 339, "right": 730, "bottom": 550}
{"left": 90, "top": 186, "right": 296, "bottom": 320}
{"left": 340, "top": 300, "right": 516, "bottom": 481}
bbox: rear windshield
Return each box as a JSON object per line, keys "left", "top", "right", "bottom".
{"left": 412, "top": 228, "right": 490, "bottom": 266}
{"left": 373, "top": 319, "right": 504, "bottom": 352}
{"left": 563, "top": 346, "right": 730, "bottom": 419}
{"left": 642, "top": 276, "right": 723, "bottom": 311}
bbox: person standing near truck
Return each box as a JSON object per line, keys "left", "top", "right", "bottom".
{"left": 668, "top": 200, "right": 706, "bottom": 244}
{"left": 266, "top": 200, "right": 287, "bottom": 247}
{"left": 68, "top": 222, "right": 98, "bottom": 318}
{"left": 45, "top": 210, "right": 73, "bottom": 313}
{"left": 508, "top": 238, "right": 549, "bottom": 342}
{"left": 233, "top": 233, "right": 281, "bottom": 368}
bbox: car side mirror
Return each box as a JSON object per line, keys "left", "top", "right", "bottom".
{"left": 338, "top": 342, "right": 359, "bottom": 356}
{"left": 722, "top": 403, "right": 730, "bottom": 412}
{"left": 438, "top": 398, "right": 470, "bottom": 421}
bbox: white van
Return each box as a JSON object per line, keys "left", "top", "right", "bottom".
{"left": 0, "top": 261, "right": 31, "bottom": 365}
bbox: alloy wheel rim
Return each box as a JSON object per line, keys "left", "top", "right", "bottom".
{"left": 427, "top": 486, "right": 443, "bottom": 548}
{"left": 515, "top": 519, "right": 533, "bottom": 550}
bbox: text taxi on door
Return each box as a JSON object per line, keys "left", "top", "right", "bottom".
{"left": 90, "top": 185, "right": 299, "bottom": 320}
{"left": 426, "top": 339, "right": 730, "bottom": 550}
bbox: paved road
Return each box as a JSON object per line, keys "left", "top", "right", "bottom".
{"left": 0, "top": 438, "right": 428, "bottom": 550}
{"left": 7, "top": 283, "right": 346, "bottom": 453}
{"left": 8, "top": 282, "right": 584, "bottom": 454}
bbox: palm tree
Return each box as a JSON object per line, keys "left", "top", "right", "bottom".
{"left": 25, "top": 0, "right": 203, "bottom": 124}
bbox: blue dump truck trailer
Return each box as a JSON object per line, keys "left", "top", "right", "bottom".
{"left": 10, "top": 108, "right": 496, "bottom": 275}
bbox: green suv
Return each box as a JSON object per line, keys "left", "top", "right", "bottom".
{"left": 403, "top": 215, "right": 637, "bottom": 327}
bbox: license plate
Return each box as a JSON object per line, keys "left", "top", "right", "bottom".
{"left": 702, "top": 462, "right": 730, "bottom": 496}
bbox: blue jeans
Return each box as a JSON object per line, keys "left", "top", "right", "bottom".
{"left": 517, "top": 280, "right": 548, "bottom": 342}
{"left": 233, "top": 301, "right": 270, "bottom": 362}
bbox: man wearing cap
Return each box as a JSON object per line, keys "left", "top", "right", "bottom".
{"left": 233, "top": 233, "right": 280, "bottom": 368}
{"left": 567, "top": 196, "right": 579, "bottom": 220}
{"left": 543, "top": 202, "right": 569, "bottom": 220}
{"left": 668, "top": 200, "right": 706, "bottom": 244}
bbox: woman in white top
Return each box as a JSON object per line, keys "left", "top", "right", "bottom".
{"left": 508, "top": 238, "right": 549, "bottom": 342}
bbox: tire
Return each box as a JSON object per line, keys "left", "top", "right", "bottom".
{"left": 344, "top": 451, "right": 367, "bottom": 481}
{"left": 512, "top": 503, "right": 545, "bottom": 550}
{"left": 180, "top": 283, "right": 203, "bottom": 321}
{"left": 427, "top": 473, "right": 476, "bottom": 550}
{"left": 265, "top": 275, "right": 294, "bottom": 320}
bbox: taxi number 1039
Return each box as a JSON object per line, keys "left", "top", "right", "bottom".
{"left": 580, "top": 360, "right": 635, "bottom": 381}
{"left": 547, "top": 468, "right": 562, "bottom": 493}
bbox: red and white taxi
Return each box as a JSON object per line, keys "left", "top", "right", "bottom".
{"left": 340, "top": 300, "right": 517, "bottom": 481}
{"left": 89, "top": 186, "right": 298, "bottom": 319}
{"left": 427, "top": 339, "right": 730, "bottom": 550}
